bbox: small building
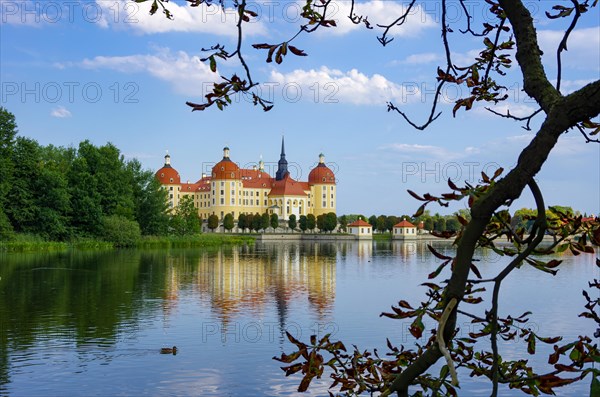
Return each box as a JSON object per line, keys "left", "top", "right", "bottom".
{"left": 393, "top": 219, "right": 417, "bottom": 240}
{"left": 348, "top": 219, "right": 373, "bottom": 239}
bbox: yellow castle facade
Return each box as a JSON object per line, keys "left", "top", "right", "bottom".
{"left": 155, "top": 138, "right": 336, "bottom": 221}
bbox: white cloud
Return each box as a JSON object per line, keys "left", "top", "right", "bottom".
{"left": 96, "top": 0, "right": 266, "bottom": 36}
{"left": 50, "top": 106, "right": 72, "bottom": 118}
{"left": 380, "top": 143, "right": 463, "bottom": 160}
{"left": 401, "top": 52, "right": 442, "bottom": 65}
{"left": 78, "top": 48, "right": 218, "bottom": 96}
{"left": 537, "top": 27, "right": 600, "bottom": 71}
{"left": 270, "top": 66, "right": 419, "bottom": 105}
{"left": 324, "top": 0, "right": 437, "bottom": 36}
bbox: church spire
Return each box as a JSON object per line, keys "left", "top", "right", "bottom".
{"left": 275, "top": 135, "right": 289, "bottom": 181}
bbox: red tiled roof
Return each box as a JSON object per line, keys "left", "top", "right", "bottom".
{"left": 155, "top": 165, "right": 181, "bottom": 184}
{"left": 194, "top": 176, "right": 212, "bottom": 191}
{"left": 180, "top": 182, "right": 200, "bottom": 191}
{"left": 241, "top": 168, "right": 273, "bottom": 188}
{"left": 348, "top": 219, "right": 372, "bottom": 227}
{"left": 212, "top": 158, "right": 240, "bottom": 180}
{"left": 394, "top": 220, "right": 416, "bottom": 228}
{"left": 269, "top": 174, "right": 308, "bottom": 196}
{"left": 308, "top": 163, "right": 335, "bottom": 185}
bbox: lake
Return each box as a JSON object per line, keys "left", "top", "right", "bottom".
{"left": 0, "top": 240, "right": 596, "bottom": 396}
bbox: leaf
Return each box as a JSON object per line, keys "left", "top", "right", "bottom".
{"left": 398, "top": 300, "right": 413, "bottom": 309}
{"left": 527, "top": 333, "right": 536, "bottom": 354}
{"left": 409, "top": 315, "right": 425, "bottom": 338}
{"left": 209, "top": 56, "right": 217, "bottom": 73}
{"left": 266, "top": 45, "right": 277, "bottom": 63}
{"left": 407, "top": 189, "right": 426, "bottom": 201}
{"left": 470, "top": 263, "right": 482, "bottom": 279}
{"left": 252, "top": 43, "right": 272, "bottom": 49}
{"left": 413, "top": 203, "right": 426, "bottom": 218}
{"left": 591, "top": 375, "right": 600, "bottom": 397}
{"left": 288, "top": 45, "right": 307, "bottom": 56}
{"left": 428, "top": 261, "right": 448, "bottom": 279}
{"left": 492, "top": 167, "right": 504, "bottom": 180}
{"left": 427, "top": 244, "right": 452, "bottom": 260}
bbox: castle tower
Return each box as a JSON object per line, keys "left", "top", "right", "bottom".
{"left": 308, "top": 153, "right": 336, "bottom": 217}
{"left": 275, "top": 136, "right": 288, "bottom": 181}
{"left": 211, "top": 146, "right": 241, "bottom": 220}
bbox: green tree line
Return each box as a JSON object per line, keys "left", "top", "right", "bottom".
{"left": 0, "top": 107, "right": 171, "bottom": 245}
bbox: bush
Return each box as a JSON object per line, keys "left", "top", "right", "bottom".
{"left": 101, "top": 215, "right": 141, "bottom": 247}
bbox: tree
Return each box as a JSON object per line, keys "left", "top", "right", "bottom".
{"left": 0, "top": 107, "right": 17, "bottom": 239}
{"left": 338, "top": 215, "right": 348, "bottom": 233}
{"left": 145, "top": 2, "right": 600, "bottom": 394}
{"left": 170, "top": 195, "right": 201, "bottom": 236}
{"left": 252, "top": 212, "right": 262, "bottom": 232}
{"left": 101, "top": 215, "right": 141, "bottom": 247}
{"left": 385, "top": 215, "right": 398, "bottom": 233}
{"left": 316, "top": 214, "right": 325, "bottom": 232}
{"left": 376, "top": 215, "right": 387, "bottom": 233}
{"left": 270, "top": 213, "right": 279, "bottom": 231}
{"left": 207, "top": 214, "right": 219, "bottom": 232}
{"left": 128, "top": 159, "right": 169, "bottom": 236}
{"left": 306, "top": 214, "right": 316, "bottom": 233}
{"left": 325, "top": 212, "right": 337, "bottom": 233}
{"left": 261, "top": 212, "right": 270, "bottom": 232}
{"left": 368, "top": 215, "right": 377, "bottom": 229}
{"left": 288, "top": 214, "right": 297, "bottom": 232}
{"left": 298, "top": 215, "right": 308, "bottom": 233}
{"left": 223, "top": 213, "right": 234, "bottom": 232}
{"left": 238, "top": 213, "right": 247, "bottom": 233}
{"left": 246, "top": 213, "right": 254, "bottom": 233}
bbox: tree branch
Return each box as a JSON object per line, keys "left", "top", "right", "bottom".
{"left": 490, "top": 180, "right": 547, "bottom": 397}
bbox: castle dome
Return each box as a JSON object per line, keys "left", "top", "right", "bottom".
{"left": 156, "top": 152, "right": 181, "bottom": 184}
{"left": 212, "top": 146, "right": 240, "bottom": 180}
{"left": 308, "top": 153, "right": 335, "bottom": 185}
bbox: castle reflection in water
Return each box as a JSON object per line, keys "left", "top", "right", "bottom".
{"left": 159, "top": 241, "right": 432, "bottom": 331}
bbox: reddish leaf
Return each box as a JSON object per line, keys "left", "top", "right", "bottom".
{"left": 407, "top": 189, "right": 425, "bottom": 201}
{"left": 288, "top": 45, "right": 308, "bottom": 56}
{"left": 427, "top": 244, "right": 452, "bottom": 260}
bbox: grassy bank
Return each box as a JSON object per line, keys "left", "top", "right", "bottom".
{"left": 0, "top": 234, "right": 255, "bottom": 253}
{"left": 0, "top": 235, "right": 114, "bottom": 253}
{"left": 136, "top": 234, "right": 255, "bottom": 249}
{"left": 373, "top": 233, "right": 392, "bottom": 241}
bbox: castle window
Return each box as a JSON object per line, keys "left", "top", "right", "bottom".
{"left": 170, "top": 178, "right": 173, "bottom": 183}
{"left": 160, "top": 173, "right": 164, "bottom": 177}
{"left": 323, "top": 201, "right": 326, "bottom": 207}
{"left": 231, "top": 172, "right": 235, "bottom": 178}
{"left": 220, "top": 181, "right": 224, "bottom": 187}
{"left": 221, "top": 166, "right": 224, "bottom": 171}
{"left": 220, "top": 190, "right": 224, "bottom": 196}
{"left": 331, "top": 201, "right": 334, "bottom": 207}
{"left": 220, "top": 198, "right": 224, "bottom": 205}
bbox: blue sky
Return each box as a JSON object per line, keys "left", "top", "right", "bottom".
{"left": 1, "top": 0, "right": 599, "bottom": 216}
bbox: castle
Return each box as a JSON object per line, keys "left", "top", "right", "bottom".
{"left": 155, "top": 138, "right": 336, "bottom": 221}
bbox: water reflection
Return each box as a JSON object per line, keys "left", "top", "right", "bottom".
{"left": 0, "top": 241, "right": 595, "bottom": 397}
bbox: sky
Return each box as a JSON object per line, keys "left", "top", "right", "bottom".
{"left": 1, "top": 0, "right": 599, "bottom": 216}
